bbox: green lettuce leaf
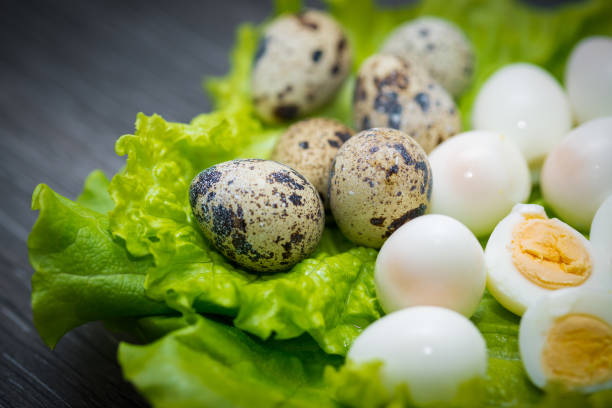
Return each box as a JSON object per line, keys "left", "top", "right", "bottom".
{"left": 76, "top": 169, "right": 114, "bottom": 213}
{"left": 29, "top": 184, "right": 170, "bottom": 348}
{"left": 119, "top": 313, "right": 342, "bottom": 408}
{"left": 144, "top": 241, "right": 380, "bottom": 354}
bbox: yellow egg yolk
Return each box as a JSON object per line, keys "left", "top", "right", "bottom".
{"left": 511, "top": 215, "right": 592, "bottom": 290}
{"left": 542, "top": 314, "right": 612, "bottom": 389}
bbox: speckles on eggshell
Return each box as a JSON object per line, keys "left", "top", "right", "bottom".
{"left": 383, "top": 203, "right": 428, "bottom": 238}
{"left": 274, "top": 105, "right": 299, "bottom": 120}
{"left": 370, "top": 217, "right": 386, "bottom": 226}
{"left": 327, "top": 139, "right": 340, "bottom": 148}
{"left": 189, "top": 159, "right": 324, "bottom": 273}
{"left": 414, "top": 92, "right": 430, "bottom": 112}
{"left": 299, "top": 141, "right": 309, "bottom": 149}
{"left": 334, "top": 131, "right": 352, "bottom": 142}
{"left": 189, "top": 168, "right": 221, "bottom": 208}
{"left": 312, "top": 49, "right": 323, "bottom": 62}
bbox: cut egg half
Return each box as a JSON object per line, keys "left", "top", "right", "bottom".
{"left": 519, "top": 288, "right": 612, "bottom": 392}
{"left": 485, "top": 203, "right": 610, "bottom": 316}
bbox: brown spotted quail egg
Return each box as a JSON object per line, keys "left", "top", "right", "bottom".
{"left": 251, "top": 10, "right": 352, "bottom": 122}
{"left": 270, "top": 118, "right": 354, "bottom": 208}
{"left": 353, "top": 54, "right": 461, "bottom": 153}
{"left": 381, "top": 17, "right": 475, "bottom": 98}
{"left": 329, "top": 128, "right": 432, "bottom": 248}
{"left": 189, "top": 159, "right": 324, "bottom": 273}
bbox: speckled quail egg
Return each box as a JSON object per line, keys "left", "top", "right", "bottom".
{"left": 519, "top": 288, "right": 612, "bottom": 393}
{"left": 381, "top": 17, "right": 475, "bottom": 98}
{"left": 541, "top": 116, "right": 612, "bottom": 232}
{"left": 329, "top": 128, "right": 432, "bottom": 248}
{"left": 565, "top": 36, "right": 612, "bottom": 123}
{"left": 353, "top": 54, "right": 461, "bottom": 153}
{"left": 251, "top": 10, "right": 352, "bottom": 122}
{"left": 348, "top": 306, "right": 487, "bottom": 405}
{"left": 189, "top": 159, "right": 324, "bottom": 273}
{"left": 270, "top": 118, "right": 354, "bottom": 208}
{"left": 471, "top": 63, "right": 572, "bottom": 175}
{"left": 485, "top": 204, "right": 611, "bottom": 316}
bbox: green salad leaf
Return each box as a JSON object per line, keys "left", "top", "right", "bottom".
{"left": 29, "top": 183, "right": 170, "bottom": 348}
{"left": 119, "top": 313, "right": 342, "bottom": 408}
{"left": 76, "top": 169, "right": 115, "bottom": 213}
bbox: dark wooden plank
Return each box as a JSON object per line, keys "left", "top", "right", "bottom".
{"left": 0, "top": 0, "right": 272, "bottom": 406}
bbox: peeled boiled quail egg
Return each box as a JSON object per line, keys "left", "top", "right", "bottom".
{"left": 565, "top": 36, "right": 612, "bottom": 123}
{"left": 519, "top": 288, "right": 612, "bottom": 392}
{"left": 541, "top": 116, "right": 612, "bottom": 232}
{"left": 471, "top": 63, "right": 572, "bottom": 173}
{"left": 591, "top": 195, "right": 612, "bottom": 277}
{"left": 428, "top": 130, "right": 531, "bottom": 237}
{"left": 485, "top": 203, "right": 611, "bottom": 316}
{"left": 375, "top": 214, "right": 486, "bottom": 317}
{"left": 348, "top": 306, "right": 487, "bottom": 405}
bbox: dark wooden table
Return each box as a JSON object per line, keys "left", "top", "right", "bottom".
{"left": 0, "top": 1, "right": 273, "bottom": 406}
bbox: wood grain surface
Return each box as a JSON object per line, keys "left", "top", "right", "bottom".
{"left": 0, "top": 1, "right": 272, "bottom": 406}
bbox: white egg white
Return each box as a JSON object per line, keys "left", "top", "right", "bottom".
{"left": 471, "top": 63, "right": 572, "bottom": 170}
{"left": 485, "top": 204, "right": 610, "bottom": 316}
{"left": 591, "top": 195, "right": 612, "bottom": 278}
{"left": 519, "top": 288, "right": 612, "bottom": 392}
{"left": 429, "top": 130, "right": 531, "bottom": 237}
{"left": 565, "top": 36, "right": 612, "bottom": 123}
{"left": 541, "top": 117, "right": 612, "bottom": 232}
{"left": 375, "top": 214, "right": 486, "bottom": 317}
{"left": 348, "top": 306, "right": 487, "bottom": 405}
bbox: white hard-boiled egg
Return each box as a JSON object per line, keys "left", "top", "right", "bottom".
{"left": 348, "top": 306, "right": 487, "bottom": 405}
{"left": 565, "top": 36, "right": 612, "bottom": 123}
{"left": 375, "top": 214, "right": 486, "bottom": 317}
{"left": 471, "top": 63, "right": 572, "bottom": 172}
{"left": 519, "top": 288, "right": 612, "bottom": 392}
{"left": 429, "top": 130, "right": 531, "bottom": 237}
{"left": 541, "top": 116, "right": 612, "bottom": 232}
{"left": 591, "top": 195, "right": 612, "bottom": 277}
{"left": 485, "top": 203, "right": 610, "bottom": 316}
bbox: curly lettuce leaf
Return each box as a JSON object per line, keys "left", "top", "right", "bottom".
{"left": 145, "top": 244, "right": 380, "bottom": 355}
{"left": 119, "top": 313, "right": 342, "bottom": 408}
{"left": 29, "top": 184, "right": 170, "bottom": 348}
